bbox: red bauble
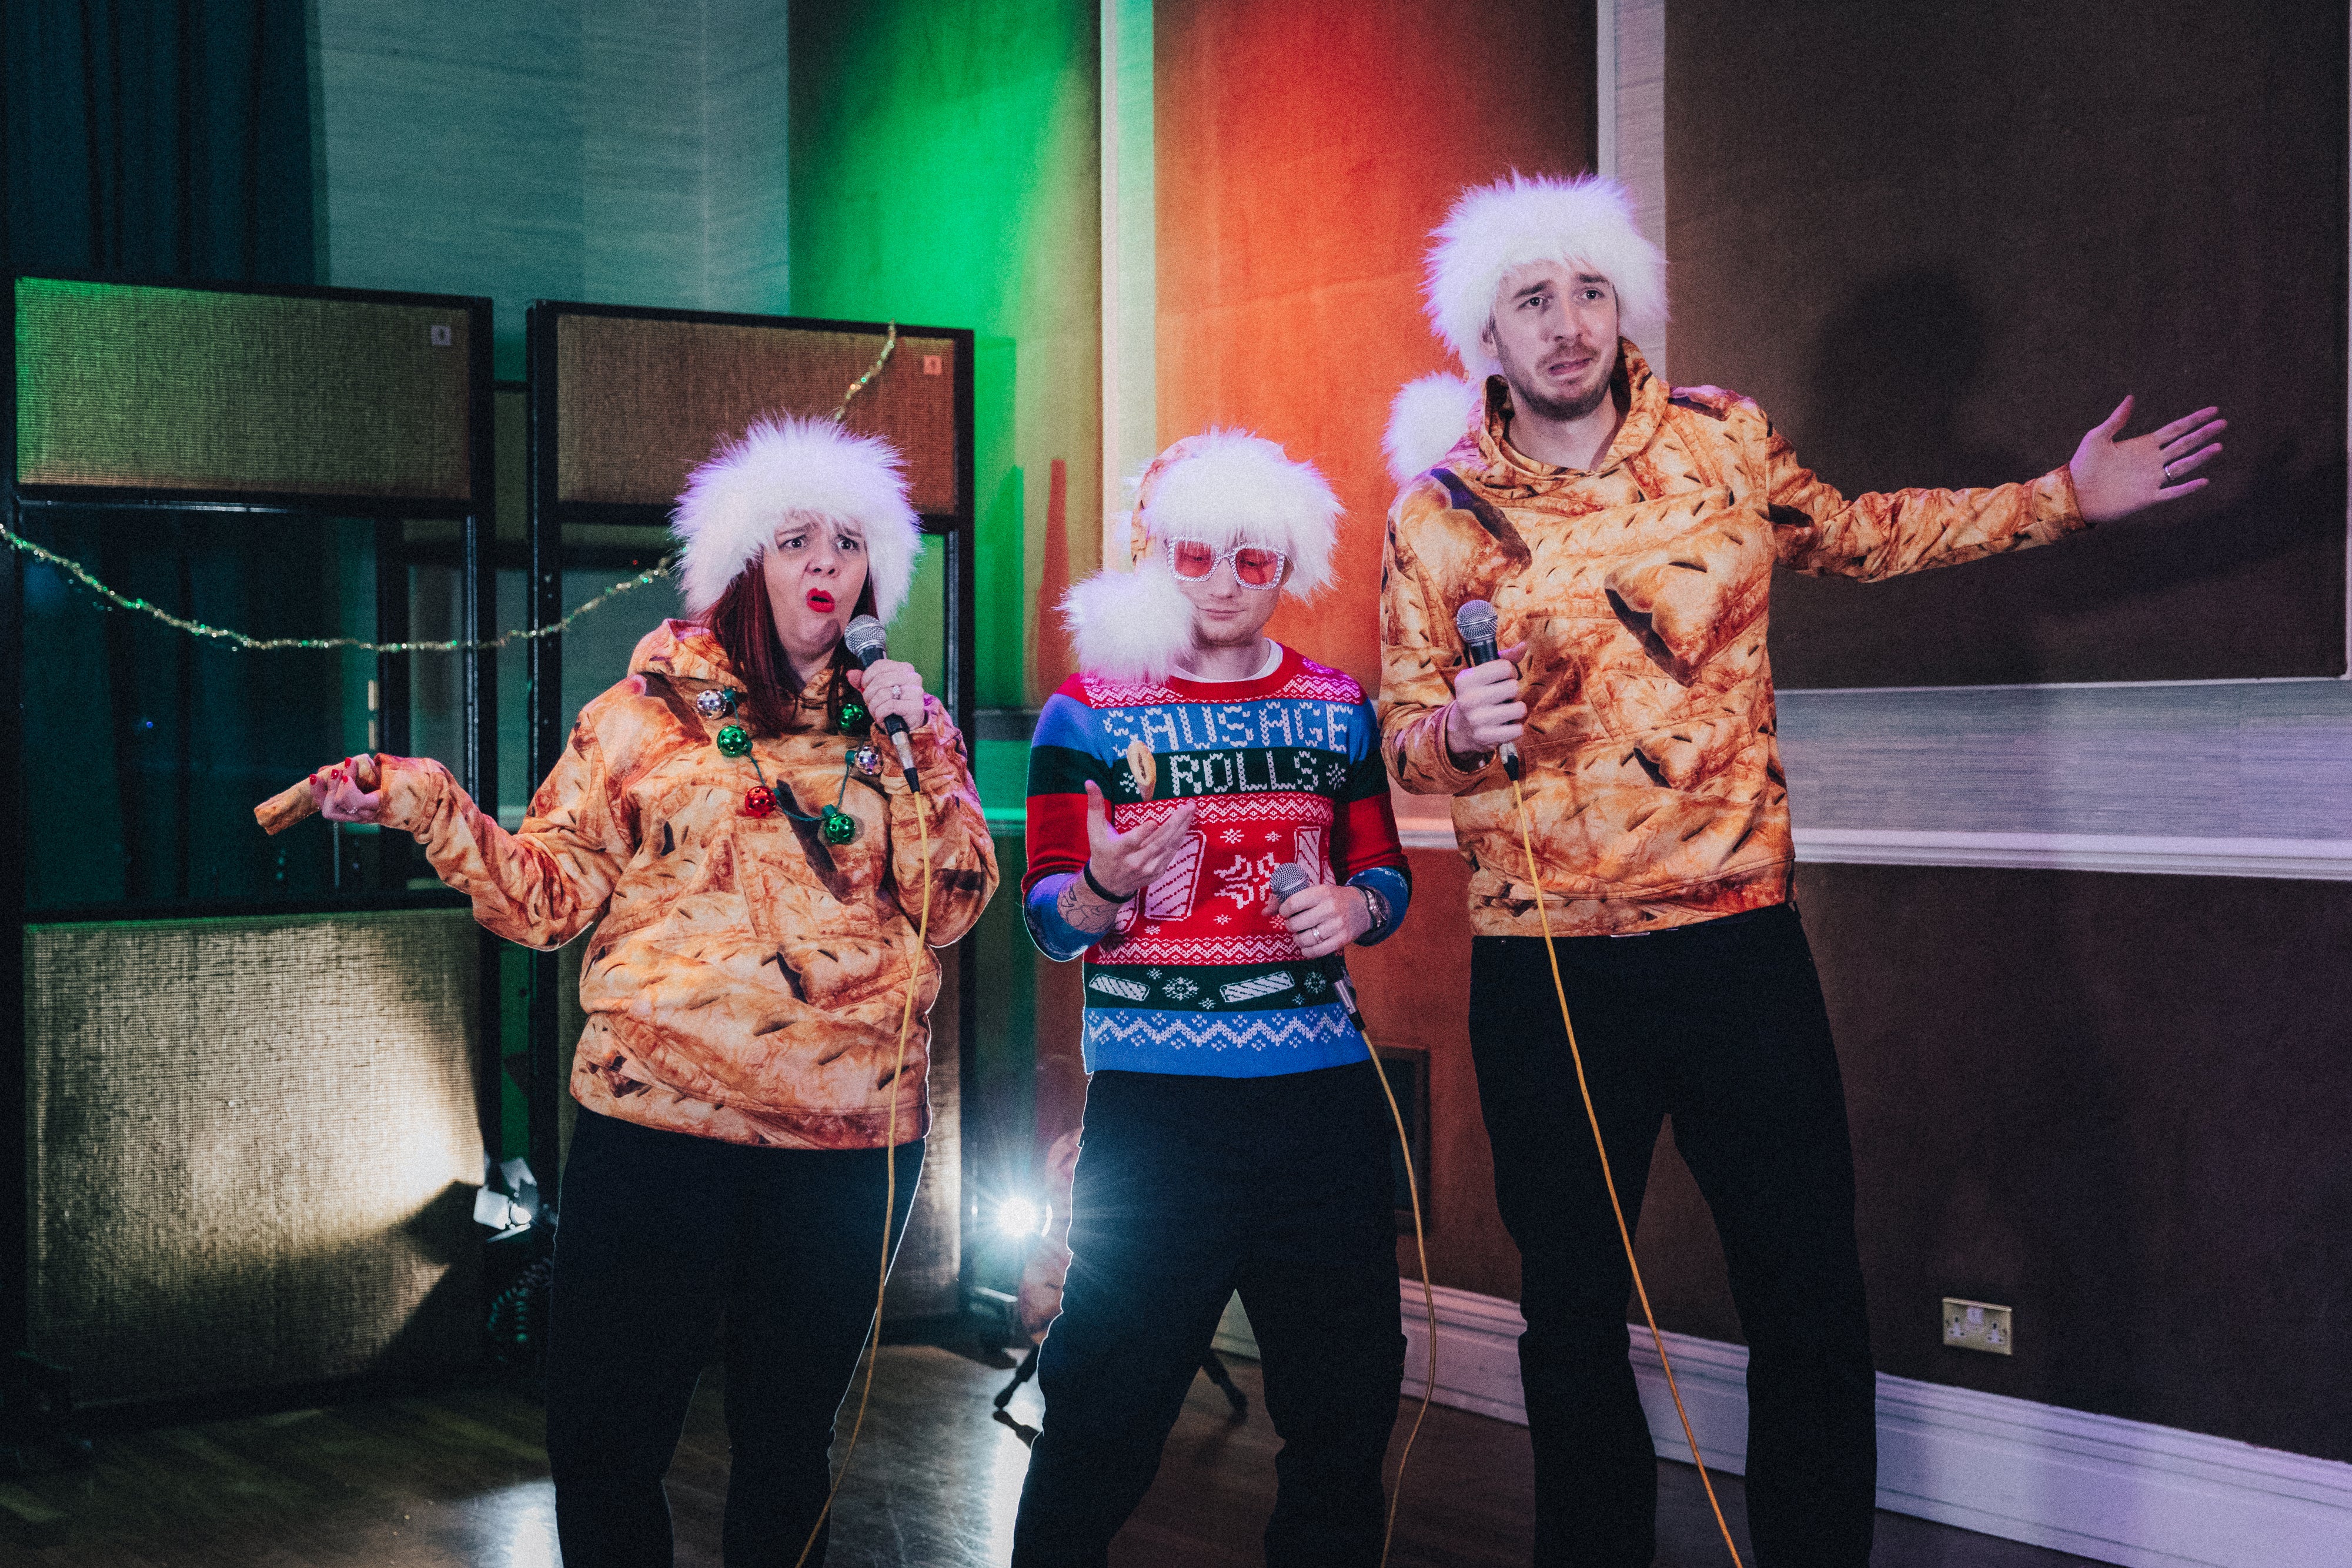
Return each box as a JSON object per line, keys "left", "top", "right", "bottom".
{"left": 743, "top": 785, "right": 777, "bottom": 818}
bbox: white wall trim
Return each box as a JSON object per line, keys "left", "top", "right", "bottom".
{"left": 1098, "top": 0, "right": 1155, "bottom": 564}
{"left": 1599, "top": 0, "right": 1669, "bottom": 381}
{"left": 1792, "top": 827, "right": 2352, "bottom": 882}
{"left": 1393, "top": 821, "right": 2352, "bottom": 881}
{"left": 1396, "top": 1282, "right": 2352, "bottom": 1568}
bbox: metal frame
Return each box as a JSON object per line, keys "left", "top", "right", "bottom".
{"left": 2, "top": 272, "right": 499, "bottom": 1370}
{"left": 521, "top": 301, "right": 979, "bottom": 1269}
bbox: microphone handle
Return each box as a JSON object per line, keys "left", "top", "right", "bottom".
{"left": 847, "top": 640, "right": 924, "bottom": 791}
{"left": 1309, "top": 950, "right": 1367, "bottom": 1034}
{"left": 880, "top": 717, "right": 920, "bottom": 793}
{"left": 1461, "top": 634, "right": 1523, "bottom": 781}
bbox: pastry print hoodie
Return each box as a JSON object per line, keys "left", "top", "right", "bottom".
{"left": 1378, "top": 342, "right": 2085, "bottom": 937}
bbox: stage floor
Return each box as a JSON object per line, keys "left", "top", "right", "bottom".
{"left": 0, "top": 1338, "right": 2103, "bottom": 1566}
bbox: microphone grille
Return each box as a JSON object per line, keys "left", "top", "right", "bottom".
{"left": 1454, "top": 598, "right": 1498, "bottom": 642}
{"left": 1268, "top": 863, "right": 1313, "bottom": 901}
{"left": 843, "top": 615, "right": 888, "bottom": 660}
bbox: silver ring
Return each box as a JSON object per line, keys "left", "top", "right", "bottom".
{"left": 2162, "top": 462, "right": 2176, "bottom": 483}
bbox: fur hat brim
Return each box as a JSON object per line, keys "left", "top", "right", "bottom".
{"left": 1426, "top": 171, "right": 1666, "bottom": 380}
{"left": 1131, "top": 429, "right": 1342, "bottom": 596}
{"left": 1064, "top": 429, "right": 1344, "bottom": 682}
{"left": 669, "top": 415, "right": 924, "bottom": 621}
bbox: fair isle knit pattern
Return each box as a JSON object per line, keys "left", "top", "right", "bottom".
{"left": 1023, "top": 644, "right": 1410, "bottom": 1078}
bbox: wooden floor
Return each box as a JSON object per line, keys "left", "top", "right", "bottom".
{"left": 0, "top": 1340, "right": 2107, "bottom": 1567}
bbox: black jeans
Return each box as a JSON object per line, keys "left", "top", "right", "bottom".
{"left": 543, "top": 1107, "right": 923, "bottom": 1568}
{"left": 1469, "top": 904, "right": 1876, "bottom": 1568}
{"left": 1011, "top": 1061, "right": 1407, "bottom": 1567}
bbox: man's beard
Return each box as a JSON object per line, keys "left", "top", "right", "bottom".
{"left": 1502, "top": 343, "right": 1615, "bottom": 423}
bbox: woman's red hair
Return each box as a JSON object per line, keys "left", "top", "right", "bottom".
{"left": 703, "top": 569, "right": 877, "bottom": 737}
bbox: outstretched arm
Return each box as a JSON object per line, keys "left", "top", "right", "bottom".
{"left": 313, "top": 731, "right": 627, "bottom": 950}
{"left": 1765, "top": 396, "right": 2224, "bottom": 581}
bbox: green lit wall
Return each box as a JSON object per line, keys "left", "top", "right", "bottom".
{"left": 786, "top": 0, "right": 1102, "bottom": 715}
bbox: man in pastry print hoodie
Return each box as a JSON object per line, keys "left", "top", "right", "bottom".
{"left": 1378, "top": 172, "right": 2224, "bottom": 1567}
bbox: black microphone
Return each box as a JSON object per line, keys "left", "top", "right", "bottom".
{"left": 1452, "top": 598, "right": 1521, "bottom": 781}
{"left": 842, "top": 614, "right": 922, "bottom": 792}
{"left": 1269, "top": 862, "right": 1365, "bottom": 1032}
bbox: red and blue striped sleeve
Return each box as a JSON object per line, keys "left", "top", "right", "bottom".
{"left": 1021, "top": 680, "right": 1110, "bottom": 959}
{"left": 1331, "top": 697, "right": 1411, "bottom": 944}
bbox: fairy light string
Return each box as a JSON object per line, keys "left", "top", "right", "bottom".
{"left": 0, "top": 523, "right": 673, "bottom": 653}
{"left": 2, "top": 323, "right": 901, "bottom": 655}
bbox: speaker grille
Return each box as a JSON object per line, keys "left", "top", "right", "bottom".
{"left": 553, "top": 315, "right": 960, "bottom": 516}
{"left": 14, "top": 278, "right": 475, "bottom": 500}
{"left": 26, "top": 910, "right": 486, "bottom": 1406}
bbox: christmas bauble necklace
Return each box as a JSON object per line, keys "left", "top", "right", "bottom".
{"left": 696, "top": 686, "right": 882, "bottom": 844}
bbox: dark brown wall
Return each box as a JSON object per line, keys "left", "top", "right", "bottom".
{"left": 1365, "top": 856, "right": 2352, "bottom": 1461}
{"left": 1666, "top": 0, "right": 2347, "bottom": 687}
{"left": 1355, "top": 849, "right": 1519, "bottom": 1301}
{"left": 1631, "top": 864, "right": 2352, "bottom": 1462}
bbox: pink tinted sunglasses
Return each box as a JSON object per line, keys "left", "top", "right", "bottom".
{"left": 1166, "top": 537, "right": 1287, "bottom": 590}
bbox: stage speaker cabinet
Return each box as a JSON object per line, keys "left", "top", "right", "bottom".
{"left": 13, "top": 276, "right": 476, "bottom": 500}
{"left": 24, "top": 911, "right": 487, "bottom": 1407}
{"left": 548, "top": 312, "right": 960, "bottom": 517}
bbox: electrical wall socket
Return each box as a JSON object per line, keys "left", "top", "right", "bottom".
{"left": 1942, "top": 1297, "right": 2013, "bottom": 1355}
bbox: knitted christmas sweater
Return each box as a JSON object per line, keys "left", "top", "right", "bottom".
{"left": 1022, "top": 645, "right": 1411, "bottom": 1077}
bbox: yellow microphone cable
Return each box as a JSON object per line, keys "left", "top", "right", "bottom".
{"left": 792, "top": 798, "right": 934, "bottom": 1568}
{"left": 1508, "top": 776, "right": 1746, "bottom": 1568}
{"left": 1364, "top": 1038, "right": 1436, "bottom": 1568}
{"left": 1278, "top": 861, "right": 1436, "bottom": 1568}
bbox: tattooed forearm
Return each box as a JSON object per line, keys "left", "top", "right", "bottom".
{"left": 1057, "top": 872, "right": 1122, "bottom": 937}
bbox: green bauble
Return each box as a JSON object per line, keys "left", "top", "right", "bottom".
{"left": 820, "top": 807, "right": 857, "bottom": 845}
{"left": 838, "top": 699, "right": 868, "bottom": 731}
{"left": 715, "top": 724, "right": 751, "bottom": 757}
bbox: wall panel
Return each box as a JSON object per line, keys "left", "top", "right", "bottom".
{"left": 1155, "top": 0, "right": 1600, "bottom": 694}
{"left": 1628, "top": 864, "right": 2352, "bottom": 1462}
{"left": 1664, "top": 0, "right": 2347, "bottom": 687}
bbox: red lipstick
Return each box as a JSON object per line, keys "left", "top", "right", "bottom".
{"left": 806, "top": 589, "right": 836, "bottom": 613}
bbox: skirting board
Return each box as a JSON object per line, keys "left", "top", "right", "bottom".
{"left": 1393, "top": 1282, "right": 2352, "bottom": 1568}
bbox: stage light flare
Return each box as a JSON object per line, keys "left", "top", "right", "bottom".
{"left": 994, "top": 1196, "right": 1047, "bottom": 1238}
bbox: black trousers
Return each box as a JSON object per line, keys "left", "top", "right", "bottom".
{"left": 1469, "top": 904, "right": 1876, "bottom": 1568}
{"left": 543, "top": 1106, "right": 923, "bottom": 1568}
{"left": 1011, "top": 1061, "right": 1408, "bottom": 1568}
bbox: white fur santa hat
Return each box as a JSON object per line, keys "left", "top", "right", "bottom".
{"left": 1384, "top": 172, "right": 1668, "bottom": 484}
{"left": 670, "top": 414, "right": 925, "bottom": 621}
{"left": 1061, "top": 429, "right": 1341, "bottom": 684}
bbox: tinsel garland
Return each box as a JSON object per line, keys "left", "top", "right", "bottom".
{"left": 1, "top": 323, "right": 900, "bottom": 655}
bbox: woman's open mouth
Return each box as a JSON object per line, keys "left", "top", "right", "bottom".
{"left": 806, "top": 589, "right": 836, "bottom": 613}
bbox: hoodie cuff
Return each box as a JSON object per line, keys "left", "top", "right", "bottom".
{"left": 2032, "top": 463, "right": 2090, "bottom": 536}
{"left": 1399, "top": 703, "right": 1493, "bottom": 795}
{"left": 375, "top": 753, "right": 459, "bottom": 840}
